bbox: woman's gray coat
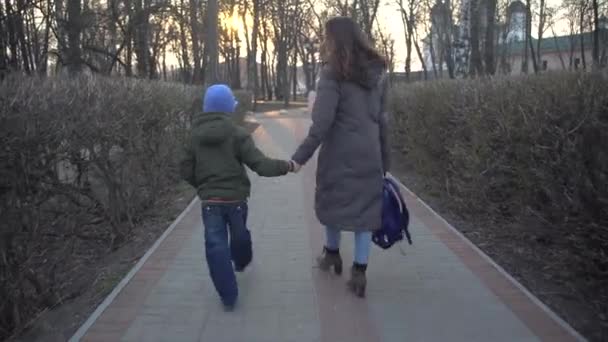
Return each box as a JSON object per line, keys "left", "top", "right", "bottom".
{"left": 292, "top": 62, "right": 390, "bottom": 232}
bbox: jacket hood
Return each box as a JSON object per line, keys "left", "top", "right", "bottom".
{"left": 357, "top": 59, "right": 387, "bottom": 89}
{"left": 192, "top": 113, "right": 233, "bottom": 145}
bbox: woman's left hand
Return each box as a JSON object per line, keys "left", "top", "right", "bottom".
{"left": 290, "top": 160, "right": 302, "bottom": 173}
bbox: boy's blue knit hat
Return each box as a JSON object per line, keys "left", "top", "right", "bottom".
{"left": 203, "top": 84, "right": 238, "bottom": 113}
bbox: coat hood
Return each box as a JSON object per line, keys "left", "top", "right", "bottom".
{"left": 192, "top": 113, "right": 233, "bottom": 145}
{"left": 356, "top": 59, "right": 387, "bottom": 89}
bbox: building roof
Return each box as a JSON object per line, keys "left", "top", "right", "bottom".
{"left": 507, "top": 0, "right": 526, "bottom": 14}
{"left": 500, "top": 29, "right": 608, "bottom": 57}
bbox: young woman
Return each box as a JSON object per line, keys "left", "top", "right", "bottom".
{"left": 291, "top": 16, "right": 390, "bottom": 297}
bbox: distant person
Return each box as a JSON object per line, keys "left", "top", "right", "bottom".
{"left": 290, "top": 17, "right": 390, "bottom": 297}
{"left": 180, "top": 84, "right": 296, "bottom": 311}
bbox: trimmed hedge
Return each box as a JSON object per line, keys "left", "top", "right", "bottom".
{"left": 0, "top": 75, "right": 199, "bottom": 339}
{"left": 389, "top": 71, "right": 608, "bottom": 338}
{"left": 390, "top": 72, "right": 607, "bottom": 228}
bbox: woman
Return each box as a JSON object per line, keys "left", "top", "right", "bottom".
{"left": 291, "top": 17, "right": 390, "bottom": 297}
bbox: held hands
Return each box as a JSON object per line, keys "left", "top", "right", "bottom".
{"left": 289, "top": 160, "right": 302, "bottom": 173}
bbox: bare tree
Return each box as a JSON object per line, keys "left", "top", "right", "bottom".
{"left": 66, "top": 0, "right": 83, "bottom": 74}
{"left": 591, "top": 0, "right": 600, "bottom": 68}
{"left": 470, "top": 0, "right": 483, "bottom": 76}
{"left": 358, "top": 0, "right": 382, "bottom": 39}
{"left": 250, "top": 0, "right": 260, "bottom": 105}
{"left": 550, "top": 21, "right": 567, "bottom": 70}
{"left": 397, "top": 0, "right": 425, "bottom": 80}
{"left": 536, "top": 0, "right": 547, "bottom": 67}
{"left": 205, "top": 0, "right": 219, "bottom": 84}
{"left": 376, "top": 23, "right": 396, "bottom": 78}
{"left": 190, "top": 0, "right": 203, "bottom": 83}
{"left": 298, "top": 1, "right": 324, "bottom": 91}
{"left": 484, "top": 0, "right": 497, "bottom": 75}
{"left": 579, "top": 0, "right": 589, "bottom": 70}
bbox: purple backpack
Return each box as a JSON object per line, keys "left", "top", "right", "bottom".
{"left": 373, "top": 177, "right": 412, "bottom": 249}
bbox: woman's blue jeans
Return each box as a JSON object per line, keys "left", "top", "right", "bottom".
{"left": 325, "top": 227, "right": 372, "bottom": 265}
{"left": 202, "top": 202, "right": 252, "bottom": 307}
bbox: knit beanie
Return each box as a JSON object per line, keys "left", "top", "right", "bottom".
{"left": 203, "top": 84, "right": 238, "bottom": 113}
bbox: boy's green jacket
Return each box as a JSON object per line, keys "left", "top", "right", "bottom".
{"left": 179, "top": 112, "right": 290, "bottom": 202}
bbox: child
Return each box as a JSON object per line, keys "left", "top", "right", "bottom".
{"left": 180, "top": 84, "right": 294, "bottom": 310}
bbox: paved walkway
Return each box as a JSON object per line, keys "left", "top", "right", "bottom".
{"left": 71, "top": 111, "right": 585, "bottom": 342}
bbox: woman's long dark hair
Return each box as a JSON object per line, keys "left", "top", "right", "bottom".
{"left": 321, "top": 17, "right": 386, "bottom": 84}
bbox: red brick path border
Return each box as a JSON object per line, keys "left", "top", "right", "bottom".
{"left": 401, "top": 188, "right": 584, "bottom": 342}
{"left": 80, "top": 204, "right": 200, "bottom": 341}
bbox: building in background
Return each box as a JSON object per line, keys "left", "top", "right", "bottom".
{"left": 422, "top": 0, "right": 607, "bottom": 78}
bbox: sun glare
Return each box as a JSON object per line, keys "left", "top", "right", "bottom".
{"left": 222, "top": 12, "right": 243, "bottom": 34}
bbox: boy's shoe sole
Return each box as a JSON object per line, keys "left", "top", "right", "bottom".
{"left": 234, "top": 258, "right": 252, "bottom": 273}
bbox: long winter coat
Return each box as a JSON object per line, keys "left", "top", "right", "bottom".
{"left": 292, "top": 62, "right": 390, "bottom": 232}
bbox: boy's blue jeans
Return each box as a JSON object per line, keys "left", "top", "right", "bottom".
{"left": 202, "top": 202, "right": 252, "bottom": 307}
{"left": 325, "top": 227, "right": 372, "bottom": 264}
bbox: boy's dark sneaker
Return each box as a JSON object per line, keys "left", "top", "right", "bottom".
{"left": 234, "top": 259, "right": 251, "bottom": 273}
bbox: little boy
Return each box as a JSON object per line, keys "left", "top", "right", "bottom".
{"left": 180, "top": 84, "right": 294, "bottom": 310}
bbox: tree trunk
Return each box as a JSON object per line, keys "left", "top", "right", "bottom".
{"left": 234, "top": 29, "right": 241, "bottom": 89}
{"left": 162, "top": 44, "right": 167, "bottom": 81}
{"left": 443, "top": 0, "right": 455, "bottom": 78}
{"left": 522, "top": 0, "right": 531, "bottom": 73}
{"left": 469, "top": 0, "right": 483, "bottom": 76}
{"left": 580, "top": 2, "right": 587, "bottom": 70}
{"left": 21, "top": 0, "right": 36, "bottom": 72}
{"left": 205, "top": 0, "right": 219, "bottom": 84}
{"left": 251, "top": 0, "right": 260, "bottom": 108}
{"left": 125, "top": 35, "right": 133, "bottom": 76}
{"left": 550, "top": 24, "right": 567, "bottom": 70}
{"left": 190, "top": 0, "right": 202, "bottom": 83}
{"left": 66, "top": 0, "right": 82, "bottom": 74}
{"left": 54, "top": 0, "right": 68, "bottom": 68}
{"left": 292, "top": 37, "right": 298, "bottom": 101}
{"left": 397, "top": 1, "right": 413, "bottom": 80}
{"left": 148, "top": 19, "right": 163, "bottom": 79}
{"left": 529, "top": 37, "right": 539, "bottom": 73}
{"left": 0, "top": 1, "right": 7, "bottom": 77}
{"left": 5, "top": 0, "right": 19, "bottom": 71}
{"left": 260, "top": 21, "right": 270, "bottom": 100}
{"left": 39, "top": 0, "right": 52, "bottom": 75}
{"left": 292, "top": 54, "right": 297, "bottom": 100}
{"left": 241, "top": 0, "right": 251, "bottom": 88}
{"left": 591, "top": 0, "right": 599, "bottom": 68}
{"left": 429, "top": 28, "right": 438, "bottom": 77}
{"left": 412, "top": 29, "right": 428, "bottom": 80}
{"left": 536, "top": 0, "right": 546, "bottom": 67}
{"left": 179, "top": 0, "right": 191, "bottom": 82}
{"left": 250, "top": 0, "right": 260, "bottom": 110}
{"left": 484, "top": 0, "right": 497, "bottom": 75}
{"left": 276, "top": 41, "right": 288, "bottom": 103}
{"left": 134, "top": 0, "right": 150, "bottom": 77}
